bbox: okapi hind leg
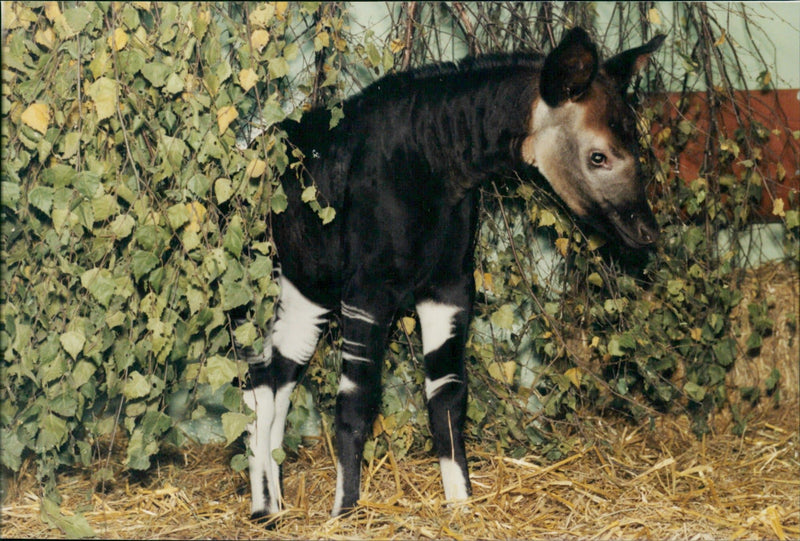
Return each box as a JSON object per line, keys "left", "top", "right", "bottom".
{"left": 331, "top": 289, "right": 396, "bottom": 517}
{"left": 241, "top": 275, "right": 329, "bottom": 524}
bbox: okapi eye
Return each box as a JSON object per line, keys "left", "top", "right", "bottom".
{"left": 590, "top": 152, "right": 607, "bottom": 167}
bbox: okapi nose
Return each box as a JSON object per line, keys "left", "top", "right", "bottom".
{"left": 634, "top": 215, "right": 659, "bottom": 245}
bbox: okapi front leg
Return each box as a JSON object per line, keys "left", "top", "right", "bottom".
{"left": 243, "top": 275, "right": 328, "bottom": 522}
{"left": 332, "top": 295, "right": 394, "bottom": 516}
{"left": 417, "top": 292, "right": 473, "bottom": 502}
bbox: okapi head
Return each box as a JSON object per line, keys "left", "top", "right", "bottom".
{"left": 522, "top": 28, "right": 665, "bottom": 248}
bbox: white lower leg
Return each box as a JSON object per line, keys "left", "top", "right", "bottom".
{"left": 439, "top": 457, "right": 470, "bottom": 501}
{"left": 244, "top": 386, "right": 277, "bottom": 515}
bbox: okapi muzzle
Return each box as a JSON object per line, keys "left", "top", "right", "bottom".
{"left": 523, "top": 28, "right": 665, "bottom": 248}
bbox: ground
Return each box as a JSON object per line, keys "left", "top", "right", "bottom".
{"left": 2, "top": 400, "right": 797, "bottom": 540}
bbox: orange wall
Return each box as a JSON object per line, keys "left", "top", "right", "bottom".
{"left": 649, "top": 89, "right": 799, "bottom": 221}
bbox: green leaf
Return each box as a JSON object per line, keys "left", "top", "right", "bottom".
{"left": 205, "top": 355, "right": 237, "bottom": 391}
{"left": 490, "top": 304, "right": 515, "bottom": 330}
{"left": 87, "top": 77, "right": 118, "bottom": 121}
{"left": 40, "top": 497, "right": 96, "bottom": 539}
{"left": 268, "top": 57, "right": 289, "bottom": 79}
{"left": 318, "top": 206, "right": 336, "bottom": 224}
{"left": 221, "top": 412, "right": 250, "bottom": 445}
{"left": 81, "top": 268, "right": 116, "bottom": 307}
{"left": 125, "top": 428, "right": 158, "bottom": 470}
{"left": 141, "top": 62, "right": 172, "bottom": 88}
{"left": 230, "top": 453, "right": 249, "bottom": 472}
{"left": 329, "top": 106, "right": 344, "bottom": 129}
{"left": 221, "top": 280, "right": 251, "bottom": 310}
{"left": 223, "top": 222, "right": 244, "bottom": 258}
{"left": 60, "top": 331, "right": 85, "bottom": 360}
{"left": 233, "top": 321, "right": 257, "bottom": 347}
{"left": 214, "top": 178, "right": 233, "bottom": 204}
{"left": 607, "top": 338, "right": 624, "bottom": 357}
{"left": 683, "top": 381, "right": 706, "bottom": 402}
{"left": 164, "top": 72, "right": 184, "bottom": 94}
{"left": 37, "top": 413, "right": 68, "bottom": 451}
{"left": 74, "top": 172, "right": 101, "bottom": 198}
{"left": 301, "top": 185, "right": 317, "bottom": 203}
{"left": 71, "top": 360, "right": 96, "bottom": 388}
{"left": 28, "top": 185, "right": 54, "bottom": 215}
{"left": 270, "top": 183, "right": 288, "bottom": 213}
{"left": 109, "top": 214, "right": 135, "bottom": 238}
{"left": 131, "top": 251, "right": 159, "bottom": 282}
{"left": 1, "top": 429, "right": 25, "bottom": 471}
{"left": 1, "top": 181, "right": 21, "bottom": 209}
{"left": 166, "top": 203, "right": 190, "bottom": 230}
{"left": 57, "top": 7, "right": 92, "bottom": 39}
{"left": 765, "top": 368, "right": 780, "bottom": 392}
{"left": 91, "top": 194, "right": 119, "bottom": 222}
{"left": 123, "top": 371, "right": 151, "bottom": 400}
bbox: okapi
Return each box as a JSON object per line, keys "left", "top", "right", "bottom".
{"left": 240, "top": 28, "right": 665, "bottom": 522}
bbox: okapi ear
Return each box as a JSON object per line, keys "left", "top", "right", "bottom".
{"left": 603, "top": 34, "right": 666, "bottom": 90}
{"left": 540, "top": 27, "right": 599, "bottom": 107}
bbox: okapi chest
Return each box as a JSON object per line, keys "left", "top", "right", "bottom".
{"left": 240, "top": 28, "right": 664, "bottom": 523}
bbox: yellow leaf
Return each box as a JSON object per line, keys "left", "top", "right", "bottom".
{"left": 275, "top": 1, "right": 288, "bottom": 19}
{"left": 538, "top": 209, "right": 556, "bottom": 227}
{"left": 250, "top": 29, "right": 270, "bottom": 52}
{"left": 776, "top": 162, "right": 786, "bottom": 181}
{"left": 44, "top": 1, "right": 62, "bottom": 22}
{"left": 488, "top": 362, "right": 516, "bottom": 384}
{"left": 690, "top": 327, "right": 702, "bottom": 341}
{"left": 245, "top": 159, "right": 267, "bottom": 178}
{"left": 34, "top": 27, "right": 56, "bottom": 49}
{"left": 216, "top": 105, "right": 238, "bottom": 134}
{"left": 108, "top": 28, "right": 129, "bottom": 51}
{"left": 483, "top": 272, "right": 494, "bottom": 293}
{"left": 565, "top": 367, "right": 584, "bottom": 388}
{"left": 591, "top": 336, "right": 600, "bottom": 348}
{"left": 238, "top": 68, "right": 259, "bottom": 92}
{"left": 132, "top": 2, "right": 152, "bottom": 9}
{"left": 249, "top": 4, "right": 275, "bottom": 27}
{"left": 647, "top": 8, "right": 661, "bottom": 25}
{"left": 398, "top": 316, "right": 416, "bottom": 334}
{"left": 21, "top": 103, "right": 51, "bottom": 135}
{"left": 555, "top": 237, "right": 569, "bottom": 257}
{"left": 185, "top": 202, "right": 207, "bottom": 233}
{"left": 714, "top": 31, "right": 726, "bottom": 47}
{"left": 772, "top": 198, "right": 785, "bottom": 218}
{"left": 587, "top": 234, "right": 607, "bottom": 251}
{"left": 389, "top": 38, "right": 405, "bottom": 54}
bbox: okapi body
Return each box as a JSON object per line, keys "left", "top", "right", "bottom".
{"left": 241, "top": 28, "right": 665, "bottom": 522}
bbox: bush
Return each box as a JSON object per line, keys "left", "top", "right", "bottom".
{"left": 1, "top": 2, "right": 796, "bottom": 531}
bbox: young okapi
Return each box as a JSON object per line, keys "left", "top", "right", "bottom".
{"left": 241, "top": 28, "right": 665, "bottom": 522}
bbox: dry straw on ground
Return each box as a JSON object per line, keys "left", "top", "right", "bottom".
{"left": 2, "top": 263, "right": 798, "bottom": 539}
{"left": 2, "top": 401, "right": 797, "bottom": 540}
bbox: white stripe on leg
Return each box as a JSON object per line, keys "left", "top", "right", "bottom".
{"left": 425, "top": 374, "right": 461, "bottom": 400}
{"left": 416, "top": 301, "right": 462, "bottom": 355}
{"left": 272, "top": 275, "right": 328, "bottom": 364}
{"left": 332, "top": 459, "right": 346, "bottom": 517}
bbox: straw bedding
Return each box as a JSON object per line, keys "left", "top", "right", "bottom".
{"left": 2, "top": 263, "right": 798, "bottom": 540}
{"left": 2, "top": 402, "right": 797, "bottom": 540}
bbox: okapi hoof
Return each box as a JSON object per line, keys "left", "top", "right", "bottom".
{"left": 250, "top": 511, "right": 278, "bottom": 529}
{"left": 331, "top": 503, "right": 359, "bottom": 519}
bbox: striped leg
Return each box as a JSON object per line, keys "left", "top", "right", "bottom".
{"left": 243, "top": 275, "right": 328, "bottom": 522}
{"left": 331, "top": 294, "right": 394, "bottom": 517}
{"left": 416, "top": 285, "right": 473, "bottom": 502}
